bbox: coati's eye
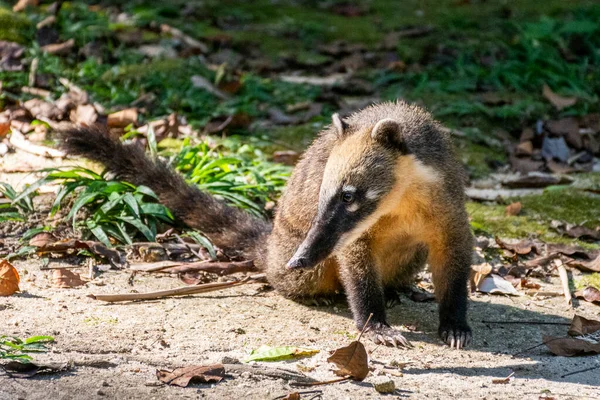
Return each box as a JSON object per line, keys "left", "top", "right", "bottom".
{"left": 341, "top": 192, "right": 355, "bottom": 204}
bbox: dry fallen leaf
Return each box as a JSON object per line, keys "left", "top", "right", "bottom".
{"left": 544, "top": 315, "right": 600, "bottom": 356}
{"left": 505, "top": 202, "right": 522, "bottom": 216}
{"left": 0, "top": 121, "right": 11, "bottom": 137}
{"left": 0, "top": 259, "right": 20, "bottom": 296}
{"left": 543, "top": 335, "right": 600, "bottom": 357}
{"left": 156, "top": 364, "right": 224, "bottom": 387}
{"left": 567, "top": 254, "right": 600, "bottom": 273}
{"left": 574, "top": 286, "right": 600, "bottom": 304}
{"left": 542, "top": 84, "right": 577, "bottom": 110}
{"left": 564, "top": 226, "right": 600, "bottom": 241}
{"left": 107, "top": 108, "right": 138, "bottom": 128}
{"left": 70, "top": 104, "right": 98, "bottom": 126}
{"left": 495, "top": 237, "right": 538, "bottom": 255}
{"left": 568, "top": 315, "right": 600, "bottom": 336}
{"left": 28, "top": 232, "right": 58, "bottom": 247}
{"left": 52, "top": 269, "right": 87, "bottom": 288}
{"left": 327, "top": 340, "right": 369, "bottom": 380}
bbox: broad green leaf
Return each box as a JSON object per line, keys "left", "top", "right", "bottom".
{"left": 244, "top": 346, "right": 319, "bottom": 362}
{"left": 118, "top": 216, "right": 155, "bottom": 241}
{"left": 87, "top": 221, "right": 112, "bottom": 247}
{"left": 23, "top": 336, "right": 54, "bottom": 345}
{"left": 122, "top": 193, "right": 140, "bottom": 218}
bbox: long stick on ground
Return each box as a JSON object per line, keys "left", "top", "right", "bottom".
{"left": 90, "top": 274, "right": 266, "bottom": 302}
{"left": 130, "top": 260, "right": 257, "bottom": 275}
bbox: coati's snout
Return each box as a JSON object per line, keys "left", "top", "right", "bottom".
{"left": 287, "top": 186, "right": 368, "bottom": 269}
{"left": 287, "top": 115, "right": 405, "bottom": 269}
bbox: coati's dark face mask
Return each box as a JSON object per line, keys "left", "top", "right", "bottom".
{"left": 287, "top": 117, "right": 404, "bottom": 270}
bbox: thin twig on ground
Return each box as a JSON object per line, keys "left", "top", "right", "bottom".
{"left": 90, "top": 274, "right": 266, "bottom": 302}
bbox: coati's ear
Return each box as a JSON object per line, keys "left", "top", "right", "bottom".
{"left": 332, "top": 113, "right": 348, "bottom": 137}
{"left": 371, "top": 118, "right": 407, "bottom": 152}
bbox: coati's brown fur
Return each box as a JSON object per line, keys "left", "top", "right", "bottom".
{"left": 59, "top": 101, "right": 473, "bottom": 349}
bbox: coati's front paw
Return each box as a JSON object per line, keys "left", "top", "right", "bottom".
{"left": 365, "top": 322, "right": 412, "bottom": 348}
{"left": 438, "top": 323, "right": 472, "bottom": 349}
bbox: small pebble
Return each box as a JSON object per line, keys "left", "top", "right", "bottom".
{"left": 221, "top": 356, "right": 240, "bottom": 364}
{"left": 371, "top": 376, "right": 395, "bottom": 393}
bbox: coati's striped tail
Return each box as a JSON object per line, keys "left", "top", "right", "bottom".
{"left": 58, "top": 126, "right": 270, "bottom": 260}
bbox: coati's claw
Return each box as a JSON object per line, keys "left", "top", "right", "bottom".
{"left": 367, "top": 323, "right": 412, "bottom": 348}
{"left": 439, "top": 325, "right": 472, "bottom": 349}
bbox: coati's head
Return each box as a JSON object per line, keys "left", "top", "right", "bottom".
{"left": 288, "top": 113, "right": 414, "bottom": 269}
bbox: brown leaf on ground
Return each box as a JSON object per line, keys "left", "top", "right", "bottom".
{"left": 564, "top": 226, "right": 600, "bottom": 241}
{"left": 41, "top": 39, "right": 75, "bottom": 55}
{"left": 495, "top": 237, "right": 538, "bottom": 255}
{"left": 23, "top": 98, "right": 63, "bottom": 120}
{"left": 13, "top": 0, "right": 38, "bottom": 12}
{"left": 568, "top": 315, "right": 600, "bottom": 336}
{"left": 52, "top": 269, "right": 86, "bottom": 288}
{"left": 70, "top": 104, "right": 98, "bottom": 126}
{"left": 544, "top": 315, "right": 600, "bottom": 356}
{"left": 505, "top": 202, "right": 522, "bottom": 216}
{"left": 514, "top": 141, "right": 533, "bottom": 156}
{"left": 546, "top": 118, "right": 582, "bottom": 149}
{"left": 156, "top": 364, "right": 225, "bottom": 387}
{"left": 542, "top": 84, "right": 577, "bottom": 110}
{"left": 107, "top": 108, "right": 138, "bottom": 128}
{"left": 3, "top": 361, "right": 69, "bottom": 378}
{"left": 327, "top": 340, "right": 369, "bottom": 380}
{"left": 567, "top": 254, "right": 600, "bottom": 273}
{"left": 29, "top": 232, "right": 58, "bottom": 247}
{"left": 0, "top": 121, "right": 10, "bottom": 137}
{"left": 574, "top": 287, "right": 600, "bottom": 305}
{"left": 0, "top": 259, "right": 20, "bottom": 296}
{"left": 547, "top": 243, "right": 595, "bottom": 259}
{"left": 543, "top": 335, "right": 600, "bottom": 357}
{"left": 34, "top": 239, "right": 122, "bottom": 267}
{"left": 280, "top": 393, "right": 301, "bottom": 400}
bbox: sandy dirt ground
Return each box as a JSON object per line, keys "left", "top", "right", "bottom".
{"left": 1, "top": 256, "right": 599, "bottom": 400}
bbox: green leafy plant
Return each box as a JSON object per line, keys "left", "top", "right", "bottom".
{"left": 172, "top": 138, "right": 291, "bottom": 217}
{"left": 0, "top": 182, "right": 35, "bottom": 222}
{"left": 0, "top": 335, "right": 54, "bottom": 362}
{"left": 15, "top": 168, "right": 174, "bottom": 246}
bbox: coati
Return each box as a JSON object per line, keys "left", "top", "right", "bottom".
{"left": 59, "top": 101, "right": 473, "bottom": 349}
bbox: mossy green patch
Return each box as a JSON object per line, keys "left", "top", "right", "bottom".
{"left": 456, "top": 139, "right": 506, "bottom": 179}
{"left": 520, "top": 189, "right": 600, "bottom": 229}
{"left": 0, "top": 8, "right": 33, "bottom": 43}
{"left": 575, "top": 273, "right": 600, "bottom": 290}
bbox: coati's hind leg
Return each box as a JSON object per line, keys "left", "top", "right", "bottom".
{"left": 338, "top": 238, "right": 411, "bottom": 348}
{"left": 428, "top": 224, "right": 473, "bottom": 349}
{"left": 383, "top": 246, "right": 428, "bottom": 308}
